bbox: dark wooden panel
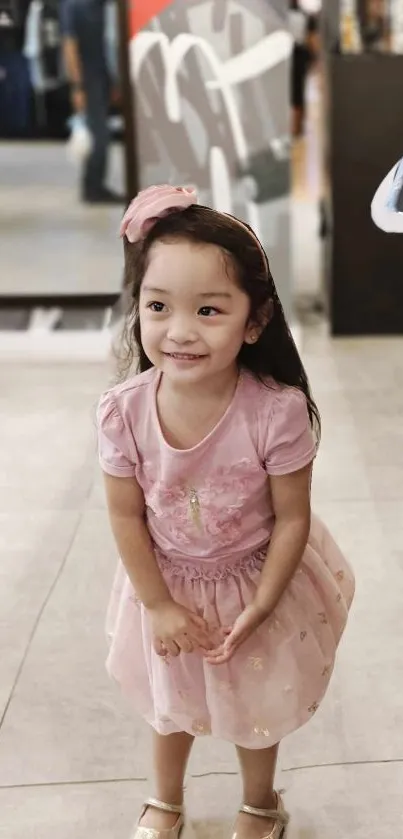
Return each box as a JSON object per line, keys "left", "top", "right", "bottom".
{"left": 328, "top": 54, "right": 403, "bottom": 335}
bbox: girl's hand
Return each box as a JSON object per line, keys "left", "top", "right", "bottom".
{"left": 148, "top": 600, "right": 214, "bottom": 657}
{"left": 204, "top": 603, "right": 268, "bottom": 666}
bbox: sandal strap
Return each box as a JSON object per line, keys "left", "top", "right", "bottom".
{"left": 145, "top": 798, "right": 183, "bottom": 815}
{"left": 240, "top": 793, "right": 289, "bottom": 826}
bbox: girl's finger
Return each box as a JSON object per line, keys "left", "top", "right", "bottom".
{"left": 154, "top": 639, "right": 168, "bottom": 657}
{"left": 193, "top": 616, "right": 232, "bottom": 637}
{"left": 205, "top": 647, "right": 234, "bottom": 665}
{"left": 190, "top": 614, "right": 209, "bottom": 631}
{"left": 204, "top": 637, "right": 235, "bottom": 662}
{"left": 190, "top": 628, "right": 215, "bottom": 651}
{"left": 190, "top": 616, "right": 231, "bottom": 648}
{"left": 188, "top": 621, "right": 214, "bottom": 650}
{"left": 165, "top": 640, "right": 180, "bottom": 657}
{"left": 177, "top": 634, "right": 194, "bottom": 654}
{"left": 203, "top": 645, "right": 225, "bottom": 659}
{"left": 208, "top": 632, "right": 239, "bottom": 660}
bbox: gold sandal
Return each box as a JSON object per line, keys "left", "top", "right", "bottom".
{"left": 133, "top": 798, "right": 184, "bottom": 839}
{"left": 235, "top": 792, "right": 289, "bottom": 839}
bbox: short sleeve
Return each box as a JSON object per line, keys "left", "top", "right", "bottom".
{"left": 97, "top": 392, "right": 137, "bottom": 478}
{"left": 264, "top": 388, "right": 317, "bottom": 476}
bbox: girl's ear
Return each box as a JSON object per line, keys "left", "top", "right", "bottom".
{"left": 244, "top": 298, "right": 274, "bottom": 344}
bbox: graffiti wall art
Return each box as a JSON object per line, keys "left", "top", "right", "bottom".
{"left": 127, "top": 0, "right": 293, "bottom": 315}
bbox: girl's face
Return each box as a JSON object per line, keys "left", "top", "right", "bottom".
{"left": 139, "top": 239, "right": 257, "bottom": 385}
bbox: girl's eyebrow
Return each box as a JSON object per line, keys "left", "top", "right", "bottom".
{"left": 199, "top": 292, "right": 233, "bottom": 299}
{"left": 142, "top": 286, "right": 233, "bottom": 299}
{"left": 142, "top": 286, "right": 169, "bottom": 295}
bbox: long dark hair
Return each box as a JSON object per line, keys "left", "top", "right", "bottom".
{"left": 119, "top": 205, "right": 320, "bottom": 441}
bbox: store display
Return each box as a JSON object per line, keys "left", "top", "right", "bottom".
{"left": 0, "top": 0, "right": 121, "bottom": 140}
{"left": 338, "top": 0, "right": 403, "bottom": 53}
{"left": 340, "top": 0, "right": 362, "bottom": 52}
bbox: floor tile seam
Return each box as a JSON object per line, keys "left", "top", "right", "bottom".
{"left": 0, "top": 511, "right": 84, "bottom": 732}
{"left": 1, "top": 758, "right": 402, "bottom": 791}
{"left": 281, "top": 757, "right": 403, "bottom": 773}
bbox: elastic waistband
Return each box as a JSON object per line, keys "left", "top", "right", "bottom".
{"left": 154, "top": 545, "right": 267, "bottom": 582}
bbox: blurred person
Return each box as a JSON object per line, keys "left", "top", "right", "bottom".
{"left": 97, "top": 185, "right": 355, "bottom": 838}
{"left": 362, "top": 0, "right": 391, "bottom": 51}
{"left": 290, "top": 1, "right": 320, "bottom": 136}
{"left": 61, "top": 0, "right": 124, "bottom": 204}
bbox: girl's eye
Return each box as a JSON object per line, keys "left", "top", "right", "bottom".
{"left": 148, "top": 301, "right": 166, "bottom": 313}
{"left": 198, "top": 306, "right": 220, "bottom": 317}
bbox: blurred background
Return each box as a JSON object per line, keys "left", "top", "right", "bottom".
{"left": 1, "top": 3, "right": 403, "bottom": 838}
{"left": 2, "top": 0, "right": 403, "bottom": 355}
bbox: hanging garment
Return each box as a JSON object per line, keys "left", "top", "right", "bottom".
{"left": 104, "top": 0, "right": 119, "bottom": 85}
{"left": 0, "top": 48, "right": 32, "bottom": 135}
{"left": 23, "top": 0, "right": 65, "bottom": 92}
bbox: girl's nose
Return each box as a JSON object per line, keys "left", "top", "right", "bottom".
{"left": 167, "top": 318, "right": 198, "bottom": 344}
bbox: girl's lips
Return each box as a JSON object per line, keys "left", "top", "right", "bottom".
{"left": 164, "top": 352, "right": 206, "bottom": 360}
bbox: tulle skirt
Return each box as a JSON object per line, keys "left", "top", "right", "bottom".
{"left": 106, "top": 514, "right": 355, "bottom": 749}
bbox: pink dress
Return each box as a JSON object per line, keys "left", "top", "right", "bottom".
{"left": 98, "top": 368, "right": 354, "bottom": 749}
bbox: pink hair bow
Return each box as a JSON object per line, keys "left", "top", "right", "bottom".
{"left": 120, "top": 184, "right": 198, "bottom": 243}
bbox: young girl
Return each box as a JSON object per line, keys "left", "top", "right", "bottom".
{"left": 98, "top": 184, "right": 355, "bottom": 839}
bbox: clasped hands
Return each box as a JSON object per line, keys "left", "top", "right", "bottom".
{"left": 148, "top": 599, "right": 269, "bottom": 666}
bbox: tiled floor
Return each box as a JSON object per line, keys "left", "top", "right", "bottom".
{"left": 1, "top": 324, "right": 403, "bottom": 838}
{"left": 0, "top": 142, "right": 124, "bottom": 298}
{"left": 0, "top": 142, "right": 126, "bottom": 361}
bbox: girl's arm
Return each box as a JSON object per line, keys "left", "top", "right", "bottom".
{"left": 206, "top": 463, "right": 312, "bottom": 665}
{"left": 254, "top": 463, "right": 311, "bottom": 615}
{"left": 103, "top": 473, "right": 214, "bottom": 655}
{"left": 62, "top": 36, "right": 86, "bottom": 114}
{"left": 104, "top": 472, "right": 171, "bottom": 609}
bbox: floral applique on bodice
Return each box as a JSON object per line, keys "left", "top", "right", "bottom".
{"left": 140, "top": 456, "right": 268, "bottom": 551}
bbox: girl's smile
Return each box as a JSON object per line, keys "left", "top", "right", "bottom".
{"left": 163, "top": 352, "right": 208, "bottom": 363}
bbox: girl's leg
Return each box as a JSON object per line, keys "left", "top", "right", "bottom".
{"left": 235, "top": 743, "right": 280, "bottom": 838}
{"left": 141, "top": 731, "right": 195, "bottom": 830}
